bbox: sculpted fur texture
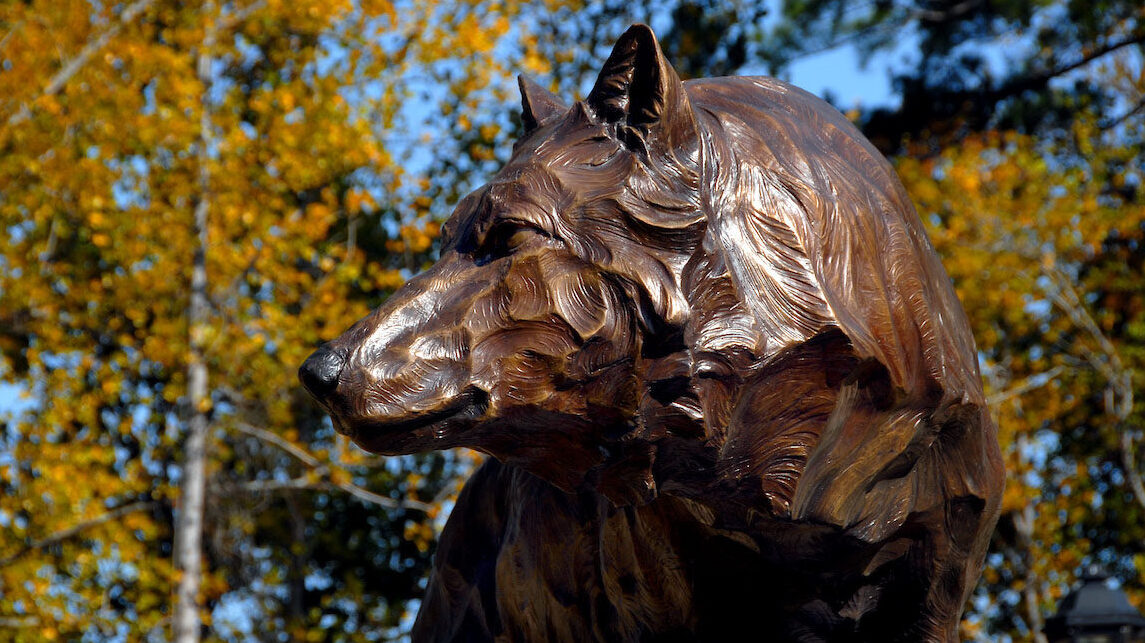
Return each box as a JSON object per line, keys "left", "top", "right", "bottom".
{"left": 300, "top": 24, "right": 1004, "bottom": 642}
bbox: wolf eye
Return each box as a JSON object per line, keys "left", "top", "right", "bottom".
{"left": 473, "top": 220, "right": 546, "bottom": 265}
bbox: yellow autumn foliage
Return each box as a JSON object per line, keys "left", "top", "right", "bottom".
{"left": 0, "top": 0, "right": 575, "bottom": 638}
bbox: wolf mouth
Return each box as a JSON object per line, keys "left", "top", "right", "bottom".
{"left": 336, "top": 387, "right": 490, "bottom": 451}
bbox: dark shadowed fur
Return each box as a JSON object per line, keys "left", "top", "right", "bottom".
{"left": 300, "top": 24, "right": 1004, "bottom": 642}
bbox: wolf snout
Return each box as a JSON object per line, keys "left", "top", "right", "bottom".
{"left": 299, "top": 345, "right": 346, "bottom": 399}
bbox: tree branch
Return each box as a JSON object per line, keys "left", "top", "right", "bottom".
{"left": 233, "top": 478, "right": 432, "bottom": 512}
{"left": 1100, "top": 95, "right": 1145, "bottom": 131}
{"left": 328, "top": 479, "right": 432, "bottom": 512}
{"left": 0, "top": 616, "right": 40, "bottom": 627}
{"left": 219, "top": 0, "right": 267, "bottom": 29}
{"left": 231, "top": 422, "right": 322, "bottom": 468}
{"left": 0, "top": 21, "right": 24, "bottom": 53}
{"left": 913, "top": 0, "right": 984, "bottom": 25}
{"left": 1121, "top": 430, "right": 1145, "bottom": 514}
{"left": 236, "top": 478, "right": 315, "bottom": 493}
{"left": 5, "top": 0, "right": 156, "bottom": 127}
{"left": 993, "top": 29, "right": 1145, "bottom": 102}
{"left": 4, "top": 0, "right": 266, "bottom": 129}
{"left": 1041, "top": 270, "right": 1128, "bottom": 398}
{"left": 0, "top": 500, "right": 157, "bottom": 568}
{"left": 224, "top": 423, "right": 434, "bottom": 512}
{"left": 987, "top": 365, "right": 1066, "bottom": 406}
{"left": 1040, "top": 266, "right": 1142, "bottom": 512}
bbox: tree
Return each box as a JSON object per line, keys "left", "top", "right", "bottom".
{"left": 897, "top": 118, "right": 1145, "bottom": 641}
{"left": 0, "top": 0, "right": 558, "bottom": 639}
{"left": 758, "top": 0, "right": 1145, "bottom": 152}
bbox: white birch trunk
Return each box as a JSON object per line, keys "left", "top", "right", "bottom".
{"left": 173, "top": 5, "right": 216, "bottom": 642}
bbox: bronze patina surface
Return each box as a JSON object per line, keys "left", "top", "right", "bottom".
{"left": 300, "top": 24, "right": 1004, "bottom": 642}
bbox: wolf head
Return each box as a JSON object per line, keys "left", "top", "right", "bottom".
{"left": 300, "top": 27, "right": 717, "bottom": 490}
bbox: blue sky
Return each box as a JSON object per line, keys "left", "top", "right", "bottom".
{"left": 785, "top": 44, "right": 899, "bottom": 109}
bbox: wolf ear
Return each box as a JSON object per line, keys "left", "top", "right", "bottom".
{"left": 519, "top": 75, "right": 567, "bottom": 133}
{"left": 586, "top": 24, "right": 697, "bottom": 155}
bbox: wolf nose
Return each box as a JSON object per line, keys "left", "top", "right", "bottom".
{"left": 299, "top": 346, "right": 345, "bottom": 399}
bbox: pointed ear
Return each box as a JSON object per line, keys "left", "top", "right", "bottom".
{"left": 519, "top": 75, "right": 567, "bottom": 133}
{"left": 586, "top": 24, "right": 696, "bottom": 154}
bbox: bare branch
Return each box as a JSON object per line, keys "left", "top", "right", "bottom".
{"left": 328, "top": 479, "right": 433, "bottom": 512}
{"left": 233, "top": 477, "right": 433, "bottom": 512}
{"left": 1100, "top": 95, "right": 1145, "bottom": 131}
{"left": 0, "top": 500, "right": 157, "bottom": 568}
{"left": 4, "top": 0, "right": 266, "bottom": 129}
{"left": 230, "top": 422, "right": 322, "bottom": 468}
{"left": 1040, "top": 266, "right": 1141, "bottom": 512}
{"left": 1041, "top": 269, "right": 1131, "bottom": 409}
{"left": 220, "top": 0, "right": 267, "bottom": 29}
{"left": 994, "top": 29, "right": 1145, "bottom": 103}
{"left": 5, "top": 0, "right": 156, "bottom": 127}
{"left": 987, "top": 365, "right": 1066, "bottom": 406}
{"left": 1121, "top": 430, "right": 1145, "bottom": 514}
{"left": 223, "top": 422, "right": 435, "bottom": 511}
{"left": 913, "top": 0, "right": 984, "bottom": 24}
{"left": 236, "top": 478, "right": 315, "bottom": 493}
{"left": 0, "top": 21, "right": 24, "bottom": 53}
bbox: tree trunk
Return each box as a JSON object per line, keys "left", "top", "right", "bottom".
{"left": 173, "top": 6, "right": 216, "bottom": 642}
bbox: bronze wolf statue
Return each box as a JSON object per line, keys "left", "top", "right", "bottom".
{"left": 300, "top": 24, "right": 1003, "bottom": 642}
